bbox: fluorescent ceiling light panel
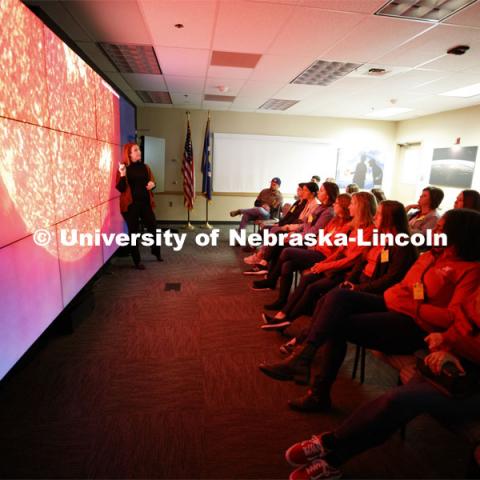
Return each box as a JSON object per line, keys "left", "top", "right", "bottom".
{"left": 291, "top": 60, "right": 362, "bottom": 86}
{"left": 439, "top": 82, "right": 480, "bottom": 97}
{"left": 136, "top": 90, "right": 172, "bottom": 104}
{"left": 259, "top": 99, "right": 299, "bottom": 110}
{"left": 99, "top": 43, "right": 162, "bottom": 74}
{"left": 375, "top": 0, "right": 478, "bottom": 22}
{"left": 365, "top": 107, "right": 412, "bottom": 117}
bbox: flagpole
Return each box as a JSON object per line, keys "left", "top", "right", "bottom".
{"left": 202, "top": 198, "right": 212, "bottom": 229}
{"left": 201, "top": 111, "right": 213, "bottom": 229}
{"left": 185, "top": 209, "right": 195, "bottom": 230}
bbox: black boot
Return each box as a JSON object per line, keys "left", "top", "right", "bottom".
{"left": 288, "top": 375, "right": 332, "bottom": 412}
{"left": 258, "top": 343, "right": 317, "bottom": 385}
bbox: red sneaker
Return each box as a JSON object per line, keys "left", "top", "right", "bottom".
{"left": 289, "top": 459, "right": 341, "bottom": 480}
{"left": 285, "top": 433, "right": 330, "bottom": 467}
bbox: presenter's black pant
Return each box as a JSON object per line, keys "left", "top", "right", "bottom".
{"left": 122, "top": 201, "right": 161, "bottom": 265}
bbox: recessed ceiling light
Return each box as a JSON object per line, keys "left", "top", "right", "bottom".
{"left": 291, "top": 60, "right": 361, "bottom": 86}
{"left": 375, "top": 0, "right": 478, "bottom": 22}
{"left": 136, "top": 91, "right": 172, "bottom": 104}
{"left": 439, "top": 82, "right": 480, "bottom": 97}
{"left": 259, "top": 99, "right": 299, "bottom": 111}
{"left": 365, "top": 107, "right": 412, "bottom": 118}
{"left": 98, "top": 43, "right": 161, "bottom": 74}
{"left": 174, "top": 24, "right": 184, "bottom": 29}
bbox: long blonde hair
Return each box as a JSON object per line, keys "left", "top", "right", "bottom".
{"left": 351, "top": 191, "right": 377, "bottom": 229}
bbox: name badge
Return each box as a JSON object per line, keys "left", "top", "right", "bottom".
{"left": 380, "top": 249, "right": 389, "bottom": 263}
{"left": 308, "top": 214, "right": 313, "bottom": 223}
{"left": 413, "top": 282, "right": 424, "bottom": 300}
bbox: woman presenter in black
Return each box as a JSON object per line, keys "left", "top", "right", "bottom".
{"left": 116, "top": 142, "right": 162, "bottom": 269}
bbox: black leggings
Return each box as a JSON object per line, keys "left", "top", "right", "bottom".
{"left": 122, "top": 201, "right": 160, "bottom": 265}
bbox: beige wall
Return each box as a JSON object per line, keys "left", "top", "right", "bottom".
{"left": 138, "top": 107, "right": 397, "bottom": 222}
{"left": 395, "top": 104, "right": 480, "bottom": 210}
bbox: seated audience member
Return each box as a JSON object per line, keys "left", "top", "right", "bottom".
{"left": 230, "top": 177, "right": 283, "bottom": 230}
{"left": 346, "top": 183, "right": 359, "bottom": 194}
{"left": 281, "top": 182, "right": 336, "bottom": 234}
{"left": 253, "top": 192, "right": 376, "bottom": 311}
{"left": 245, "top": 182, "right": 336, "bottom": 273}
{"left": 371, "top": 187, "right": 386, "bottom": 203}
{"left": 258, "top": 209, "right": 480, "bottom": 415}
{"left": 325, "top": 177, "right": 336, "bottom": 183}
{"left": 263, "top": 200, "right": 417, "bottom": 331}
{"left": 454, "top": 188, "right": 480, "bottom": 211}
{"left": 283, "top": 287, "right": 480, "bottom": 480}
{"left": 406, "top": 186, "right": 444, "bottom": 235}
{"left": 311, "top": 175, "right": 321, "bottom": 184}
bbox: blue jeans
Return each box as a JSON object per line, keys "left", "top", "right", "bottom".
{"left": 332, "top": 379, "right": 480, "bottom": 463}
{"left": 238, "top": 207, "right": 270, "bottom": 230}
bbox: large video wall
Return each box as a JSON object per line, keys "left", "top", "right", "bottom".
{"left": 0, "top": 0, "right": 132, "bottom": 380}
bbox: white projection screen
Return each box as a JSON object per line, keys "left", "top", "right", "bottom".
{"left": 213, "top": 133, "right": 338, "bottom": 194}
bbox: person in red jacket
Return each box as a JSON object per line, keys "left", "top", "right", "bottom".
{"left": 258, "top": 209, "right": 480, "bottom": 412}
{"left": 116, "top": 142, "right": 162, "bottom": 269}
{"left": 283, "top": 286, "right": 480, "bottom": 480}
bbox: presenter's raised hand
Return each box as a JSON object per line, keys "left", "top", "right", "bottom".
{"left": 119, "top": 164, "right": 126, "bottom": 177}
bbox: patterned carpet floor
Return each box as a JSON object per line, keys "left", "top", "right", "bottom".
{"left": 0, "top": 226, "right": 471, "bottom": 478}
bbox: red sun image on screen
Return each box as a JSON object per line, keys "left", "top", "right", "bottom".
{"left": 0, "top": 0, "right": 49, "bottom": 127}
{"left": 0, "top": 0, "right": 126, "bottom": 381}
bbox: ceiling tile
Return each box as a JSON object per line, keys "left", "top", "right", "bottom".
{"left": 268, "top": 8, "right": 366, "bottom": 56}
{"left": 273, "top": 83, "right": 319, "bottom": 100}
{"left": 62, "top": 1, "right": 151, "bottom": 43}
{"left": 201, "top": 100, "right": 231, "bottom": 110}
{"left": 419, "top": 47, "right": 480, "bottom": 73}
{"left": 122, "top": 73, "right": 167, "bottom": 91}
{"left": 250, "top": 54, "right": 316, "bottom": 81}
{"left": 163, "top": 75, "right": 205, "bottom": 94}
{"left": 300, "top": 0, "right": 388, "bottom": 14}
{"left": 213, "top": 0, "right": 294, "bottom": 53}
{"left": 139, "top": 0, "right": 216, "bottom": 49}
{"left": 237, "top": 80, "right": 284, "bottom": 97}
{"left": 232, "top": 95, "right": 271, "bottom": 108}
{"left": 170, "top": 93, "right": 203, "bottom": 107}
{"left": 207, "top": 65, "right": 253, "bottom": 79}
{"left": 377, "top": 23, "right": 480, "bottom": 68}
{"left": 443, "top": 1, "right": 480, "bottom": 28}
{"left": 204, "top": 77, "right": 247, "bottom": 96}
{"left": 322, "top": 15, "right": 433, "bottom": 64}
{"left": 413, "top": 71, "right": 480, "bottom": 94}
{"left": 154, "top": 46, "right": 210, "bottom": 76}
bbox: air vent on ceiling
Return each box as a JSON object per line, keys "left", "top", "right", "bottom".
{"left": 291, "top": 60, "right": 362, "bottom": 86}
{"left": 204, "top": 94, "right": 236, "bottom": 102}
{"left": 211, "top": 51, "right": 262, "bottom": 68}
{"left": 259, "top": 99, "right": 299, "bottom": 111}
{"left": 98, "top": 43, "right": 161, "bottom": 74}
{"left": 375, "top": 0, "right": 477, "bottom": 22}
{"left": 136, "top": 91, "right": 172, "bottom": 104}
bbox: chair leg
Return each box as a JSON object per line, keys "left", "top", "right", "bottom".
{"left": 352, "top": 344, "right": 361, "bottom": 380}
{"left": 360, "top": 346, "right": 366, "bottom": 384}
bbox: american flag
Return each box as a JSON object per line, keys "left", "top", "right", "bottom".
{"left": 182, "top": 118, "right": 195, "bottom": 210}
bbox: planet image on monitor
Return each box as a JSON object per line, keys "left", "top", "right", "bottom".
{"left": 428, "top": 146, "right": 477, "bottom": 189}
